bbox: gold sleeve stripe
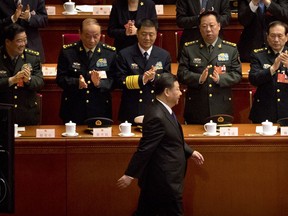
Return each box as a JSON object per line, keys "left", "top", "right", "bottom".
{"left": 125, "top": 75, "right": 140, "bottom": 89}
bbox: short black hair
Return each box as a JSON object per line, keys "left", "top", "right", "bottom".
{"left": 3, "top": 23, "right": 25, "bottom": 41}
{"left": 138, "top": 18, "right": 158, "bottom": 31}
{"left": 198, "top": 10, "right": 220, "bottom": 25}
{"left": 154, "top": 73, "right": 178, "bottom": 96}
{"left": 267, "top": 21, "right": 288, "bottom": 35}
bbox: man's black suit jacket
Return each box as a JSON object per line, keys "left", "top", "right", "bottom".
{"left": 125, "top": 99, "right": 193, "bottom": 201}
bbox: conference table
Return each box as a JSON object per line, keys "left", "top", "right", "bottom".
{"left": 10, "top": 124, "right": 288, "bottom": 216}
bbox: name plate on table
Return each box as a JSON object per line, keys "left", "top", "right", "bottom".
{"left": 93, "top": 5, "right": 112, "bottom": 15}
{"left": 93, "top": 127, "right": 112, "bottom": 137}
{"left": 280, "top": 127, "right": 288, "bottom": 136}
{"left": 155, "top": 5, "right": 164, "bottom": 15}
{"left": 46, "top": 6, "right": 56, "bottom": 15}
{"left": 36, "top": 129, "right": 55, "bottom": 138}
{"left": 219, "top": 127, "right": 238, "bottom": 136}
{"left": 42, "top": 66, "right": 57, "bottom": 76}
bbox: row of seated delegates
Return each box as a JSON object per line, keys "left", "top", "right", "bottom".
{"left": 107, "top": 0, "right": 157, "bottom": 52}
{"left": 0, "top": 23, "right": 44, "bottom": 126}
{"left": 176, "top": 0, "right": 231, "bottom": 59}
{"left": 237, "top": 0, "right": 288, "bottom": 63}
{"left": 56, "top": 18, "right": 116, "bottom": 125}
{"left": 115, "top": 18, "right": 171, "bottom": 124}
{"left": 249, "top": 21, "right": 288, "bottom": 123}
{"left": 177, "top": 11, "right": 242, "bottom": 124}
{"left": 0, "top": 0, "right": 48, "bottom": 63}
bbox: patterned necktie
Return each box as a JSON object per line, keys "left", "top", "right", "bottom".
{"left": 202, "top": 0, "right": 208, "bottom": 10}
{"left": 259, "top": 2, "right": 265, "bottom": 14}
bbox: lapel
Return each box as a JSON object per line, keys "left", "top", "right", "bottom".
{"left": 206, "top": 0, "right": 214, "bottom": 11}
{"left": 14, "top": 53, "right": 25, "bottom": 75}
{"left": 199, "top": 38, "right": 223, "bottom": 64}
{"left": 78, "top": 43, "right": 89, "bottom": 68}
{"left": 132, "top": 46, "right": 146, "bottom": 71}
{"left": 156, "top": 100, "right": 182, "bottom": 136}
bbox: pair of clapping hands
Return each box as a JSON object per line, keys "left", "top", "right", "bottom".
{"left": 199, "top": 65, "right": 223, "bottom": 84}
{"left": 10, "top": 64, "right": 31, "bottom": 87}
{"left": 79, "top": 70, "right": 101, "bottom": 89}
{"left": 13, "top": 4, "right": 31, "bottom": 22}
{"left": 143, "top": 65, "right": 157, "bottom": 84}
{"left": 124, "top": 20, "right": 137, "bottom": 36}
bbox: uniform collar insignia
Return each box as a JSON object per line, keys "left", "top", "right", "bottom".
{"left": 21, "top": 54, "right": 24, "bottom": 59}
{"left": 218, "top": 43, "right": 222, "bottom": 48}
{"left": 97, "top": 48, "right": 101, "bottom": 53}
{"left": 200, "top": 44, "right": 204, "bottom": 48}
{"left": 140, "top": 2, "right": 144, "bottom": 6}
{"left": 79, "top": 47, "right": 83, "bottom": 52}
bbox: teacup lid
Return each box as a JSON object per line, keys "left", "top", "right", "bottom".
{"left": 120, "top": 120, "right": 132, "bottom": 126}
{"left": 262, "top": 119, "right": 272, "bottom": 124}
{"left": 65, "top": 120, "right": 75, "bottom": 126}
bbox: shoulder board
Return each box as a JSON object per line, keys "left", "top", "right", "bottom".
{"left": 102, "top": 44, "right": 116, "bottom": 52}
{"left": 222, "top": 40, "right": 236, "bottom": 47}
{"left": 24, "top": 48, "right": 39, "bottom": 56}
{"left": 253, "top": 47, "right": 267, "bottom": 53}
{"left": 185, "top": 40, "right": 198, "bottom": 47}
{"left": 63, "top": 43, "right": 77, "bottom": 49}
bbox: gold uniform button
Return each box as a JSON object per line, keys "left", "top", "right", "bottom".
{"left": 209, "top": 84, "right": 212, "bottom": 87}
{"left": 139, "top": 90, "right": 143, "bottom": 94}
{"left": 209, "top": 94, "right": 212, "bottom": 97}
{"left": 151, "top": 90, "right": 154, "bottom": 94}
{"left": 86, "top": 90, "right": 90, "bottom": 94}
{"left": 139, "top": 99, "right": 143, "bottom": 102}
{"left": 14, "top": 86, "right": 18, "bottom": 89}
{"left": 86, "top": 100, "right": 89, "bottom": 103}
{"left": 152, "top": 99, "right": 154, "bottom": 102}
{"left": 65, "top": 97, "right": 68, "bottom": 101}
{"left": 277, "top": 98, "right": 281, "bottom": 102}
{"left": 209, "top": 74, "right": 213, "bottom": 78}
{"left": 277, "top": 89, "right": 280, "bottom": 93}
{"left": 14, "top": 104, "right": 18, "bottom": 108}
{"left": 14, "top": 95, "right": 17, "bottom": 99}
{"left": 87, "top": 81, "right": 91, "bottom": 84}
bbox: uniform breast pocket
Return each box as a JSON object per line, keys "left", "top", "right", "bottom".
{"left": 189, "top": 62, "right": 205, "bottom": 74}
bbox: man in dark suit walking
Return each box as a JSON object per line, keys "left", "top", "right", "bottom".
{"left": 117, "top": 73, "right": 204, "bottom": 216}
{"left": 116, "top": 18, "right": 171, "bottom": 124}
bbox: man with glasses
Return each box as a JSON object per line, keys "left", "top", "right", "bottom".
{"left": 177, "top": 11, "right": 242, "bottom": 124}
{"left": 56, "top": 18, "right": 117, "bottom": 125}
{"left": 249, "top": 21, "right": 288, "bottom": 123}
{"left": 0, "top": 23, "right": 44, "bottom": 125}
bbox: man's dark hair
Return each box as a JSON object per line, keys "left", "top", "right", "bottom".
{"left": 267, "top": 21, "right": 288, "bottom": 35}
{"left": 198, "top": 10, "right": 220, "bottom": 25}
{"left": 154, "top": 73, "right": 178, "bottom": 95}
{"left": 3, "top": 23, "right": 25, "bottom": 41}
{"left": 138, "top": 18, "right": 159, "bottom": 31}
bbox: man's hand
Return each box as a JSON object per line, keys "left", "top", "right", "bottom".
{"left": 125, "top": 20, "right": 137, "bottom": 36}
{"left": 90, "top": 70, "right": 101, "bottom": 87}
{"left": 19, "top": 4, "right": 31, "bottom": 21}
{"left": 143, "top": 66, "right": 156, "bottom": 84}
{"left": 270, "top": 53, "right": 282, "bottom": 75}
{"left": 192, "top": 151, "right": 204, "bottom": 165}
{"left": 79, "top": 75, "right": 88, "bottom": 89}
{"left": 199, "top": 66, "right": 209, "bottom": 84}
{"left": 211, "top": 66, "right": 221, "bottom": 83}
{"left": 117, "top": 175, "right": 133, "bottom": 189}
{"left": 12, "top": 4, "right": 23, "bottom": 22}
{"left": 22, "top": 66, "right": 31, "bottom": 83}
{"left": 279, "top": 51, "right": 288, "bottom": 68}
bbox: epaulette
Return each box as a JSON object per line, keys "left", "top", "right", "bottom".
{"left": 24, "top": 48, "right": 39, "bottom": 56}
{"left": 63, "top": 43, "right": 77, "bottom": 49}
{"left": 102, "top": 44, "right": 116, "bottom": 51}
{"left": 185, "top": 40, "right": 198, "bottom": 47}
{"left": 253, "top": 47, "right": 267, "bottom": 53}
{"left": 222, "top": 40, "right": 236, "bottom": 47}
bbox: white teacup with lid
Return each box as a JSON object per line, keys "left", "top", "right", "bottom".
{"left": 262, "top": 120, "right": 273, "bottom": 134}
{"left": 204, "top": 120, "right": 217, "bottom": 134}
{"left": 119, "top": 121, "right": 132, "bottom": 135}
{"left": 65, "top": 121, "right": 76, "bottom": 135}
{"left": 63, "top": 1, "right": 75, "bottom": 13}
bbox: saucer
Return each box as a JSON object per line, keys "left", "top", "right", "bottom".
{"left": 15, "top": 133, "right": 21, "bottom": 138}
{"left": 62, "top": 132, "right": 79, "bottom": 137}
{"left": 203, "top": 132, "right": 220, "bottom": 136}
{"left": 62, "top": 11, "right": 78, "bottom": 15}
{"left": 118, "top": 133, "right": 135, "bottom": 137}
{"left": 259, "top": 131, "right": 277, "bottom": 136}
